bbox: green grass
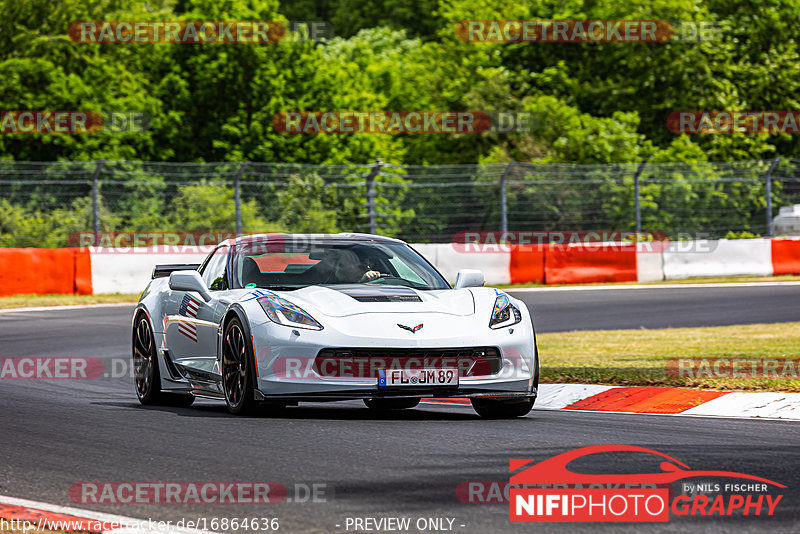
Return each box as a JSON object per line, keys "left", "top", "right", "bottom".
{"left": 539, "top": 322, "right": 800, "bottom": 391}
{"left": 499, "top": 274, "right": 800, "bottom": 289}
{"left": 0, "top": 293, "right": 139, "bottom": 309}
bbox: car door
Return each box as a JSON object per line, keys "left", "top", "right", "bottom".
{"left": 164, "top": 245, "right": 230, "bottom": 369}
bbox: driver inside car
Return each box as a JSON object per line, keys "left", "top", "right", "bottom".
{"left": 317, "top": 248, "right": 381, "bottom": 283}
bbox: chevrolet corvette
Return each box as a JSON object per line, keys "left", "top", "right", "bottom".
{"left": 132, "top": 233, "right": 538, "bottom": 418}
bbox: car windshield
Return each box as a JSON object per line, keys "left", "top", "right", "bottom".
{"left": 232, "top": 240, "right": 449, "bottom": 290}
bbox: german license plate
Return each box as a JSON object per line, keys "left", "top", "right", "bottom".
{"left": 378, "top": 368, "right": 458, "bottom": 387}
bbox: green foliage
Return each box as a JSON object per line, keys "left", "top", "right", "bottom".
{"left": 169, "top": 182, "right": 274, "bottom": 233}
{"left": 724, "top": 231, "right": 761, "bottom": 239}
{"left": 2, "top": 0, "right": 800, "bottom": 244}
{"left": 280, "top": 0, "right": 443, "bottom": 39}
{"left": 274, "top": 175, "right": 339, "bottom": 233}
{"left": 2, "top": 0, "right": 799, "bottom": 165}
{"left": 0, "top": 195, "right": 120, "bottom": 247}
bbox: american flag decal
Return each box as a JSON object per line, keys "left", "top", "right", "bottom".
{"left": 178, "top": 294, "right": 200, "bottom": 342}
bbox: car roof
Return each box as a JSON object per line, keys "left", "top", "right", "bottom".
{"left": 220, "top": 233, "right": 407, "bottom": 247}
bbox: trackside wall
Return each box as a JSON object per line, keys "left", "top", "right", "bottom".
{"left": 0, "top": 239, "right": 797, "bottom": 294}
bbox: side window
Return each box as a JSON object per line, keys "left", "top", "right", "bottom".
{"left": 201, "top": 246, "right": 229, "bottom": 291}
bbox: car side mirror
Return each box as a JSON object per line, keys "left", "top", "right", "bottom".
{"left": 169, "top": 270, "right": 213, "bottom": 302}
{"left": 454, "top": 269, "right": 485, "bottom": 289}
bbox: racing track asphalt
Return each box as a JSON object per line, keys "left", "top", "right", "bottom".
{"left": 1, "top": 284, "right": 800, "bottom": 533}
{"left": 515, "top": 283, "right": 800, "bottom": 332}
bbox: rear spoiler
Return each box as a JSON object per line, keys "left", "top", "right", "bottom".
{"left": 152, "top": 264, "right": 201, "bottom": 279}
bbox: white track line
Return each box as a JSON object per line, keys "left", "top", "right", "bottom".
{"left": 507, "top": 281, "right": 800, "bottom": 292}
{"left": 0, "top": 303, "right": 136, "bottom": 314}
{"left": 0, "top": 494, "right": 218, "bottom": 534}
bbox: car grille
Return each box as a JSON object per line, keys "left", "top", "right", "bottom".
{"left": 313, "top": 347, "right": 502, "bottom": 378}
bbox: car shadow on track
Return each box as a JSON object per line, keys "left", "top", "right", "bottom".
{"left": 94, "top": 400, "right": 521, "bottom": 421}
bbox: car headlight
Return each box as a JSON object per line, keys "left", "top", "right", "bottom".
{"left": 489, "top": 294, "right": 522, "bottom": 329}
{"left": 257, "top": 295, "right": 323, "bottom": 330}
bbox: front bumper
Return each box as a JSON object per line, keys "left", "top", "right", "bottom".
{"left": 253, "top": 389, "right": 537, "bottom": 402}
{"left": 251, "top": 313, "right": 537, "bottom": 399}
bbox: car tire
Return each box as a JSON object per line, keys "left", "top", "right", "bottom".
{"left": 221, "top": 317, "right": 258, "bottom": 415}
{"left": 364, "top": 398, "right": 421, "bottom": 411}
{"left": 471, "top": 397, "right": 535, "bottom": 419}
{"left": 133, "top": 314, "right": 195, "bottom": 407}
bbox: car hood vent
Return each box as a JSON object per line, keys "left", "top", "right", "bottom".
{"left": 334, "top": 286, "right": 423, "bottom": 302}
{"left": 284, "top": 285, "right": 475, "bottom": 317}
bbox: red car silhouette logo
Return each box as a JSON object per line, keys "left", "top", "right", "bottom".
{"left": 510, "top": 444, "right": 785, "bottom": 487}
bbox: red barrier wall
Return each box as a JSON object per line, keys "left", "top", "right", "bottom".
{"left": 544, "top": 243, "right": 637, "bottom": 284}
{"left": 509, "top": 245, "right": 545, "bottom": 284}
{"left": 771, "top": 239, "right": 800, "bottom": 275}
{"left": 73, "top": 248, "right": 93, "bottom": 294}
{"left": 0, "top": 248, "right": 92, "bottom": 296}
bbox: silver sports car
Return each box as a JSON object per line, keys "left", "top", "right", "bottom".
{"left": 132, "top": 233, "right": 538, "bottom": 418}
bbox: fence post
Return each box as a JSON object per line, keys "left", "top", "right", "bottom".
{"left": 91, "top": 159, "right": 106, "bottom": 247}
{"left": 765, "top": 157, "right": 780, "bottom": 237}
{"left": 499, "top": 161, "right": 516, "bottom": 234}
{"left": 235, "top": 161, "right": 250, "bottom": 235}
{"left": 366, "top": 159, "right": 382, "bottom": 234}
{"left": 633, "top": 158, "right": 648, "bottom": 235}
